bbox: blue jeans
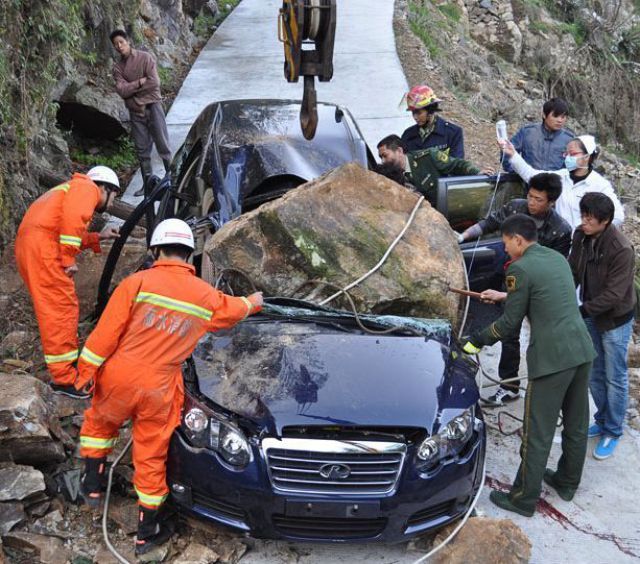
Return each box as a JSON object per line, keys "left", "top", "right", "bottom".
{"left": 585, "top": 317, "right": 633, "bottom": 438}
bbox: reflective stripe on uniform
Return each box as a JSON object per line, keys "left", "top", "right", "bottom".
{"left": 135, "top": 291, "right": 212, "bottom": 321}
{"left": 134, "top": 486, "right": 167, "bottom": 507}
{"left": 50, "top": 183, "right": 70, "bottom": 193}
{"left": 80, "top": 436, "right": 116, "bottom": 449}
{"left": 44, "top": 349, "right": 79, "bottom": 364}
{"left": 80, "top": 347, "right": 106, "bottom": 367}
{"left": 59, "top": 234, "right": 82, "bottom": 247}
{"left": 240, "top": 296, "right": 253, "bottom": 320}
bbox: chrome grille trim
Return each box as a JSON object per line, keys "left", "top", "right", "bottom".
{"left": 262, "top": 438, "right": 406, "bottom": 495}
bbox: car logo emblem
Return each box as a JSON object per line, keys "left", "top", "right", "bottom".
{"left": 319, "top": 463, "right": 351, "bottom": 480}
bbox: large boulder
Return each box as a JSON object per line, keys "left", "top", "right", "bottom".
{"left": 205, "top": 164, "right": 465, "bottom": 326}
{"left": 0, "top": 374, "right": 65, "bottom": 465}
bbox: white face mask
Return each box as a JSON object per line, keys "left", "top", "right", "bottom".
{"left": 565, "top": 154, "right": 588, "bottom": 172}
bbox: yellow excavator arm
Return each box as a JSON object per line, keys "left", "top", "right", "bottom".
{"left": 278, "top": 0, "right": 336, "bottom": 139}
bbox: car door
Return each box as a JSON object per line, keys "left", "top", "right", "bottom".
{"left": 435, "top": 173, "right": 526, "bottom": 292}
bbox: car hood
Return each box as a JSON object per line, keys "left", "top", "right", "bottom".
{"left": 192, "top": 318, "right": 478, "bottom": 436}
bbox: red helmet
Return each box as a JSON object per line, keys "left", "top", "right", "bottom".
{"left": 406, "top": 85, "right": 442, "bottom": 111}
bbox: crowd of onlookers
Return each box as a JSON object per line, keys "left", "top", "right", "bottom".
{"left": 377, "top": 83, "right": 634, "bottom": 465}
{"left": 375, "top": 83, "right": 635, "bottom": 517}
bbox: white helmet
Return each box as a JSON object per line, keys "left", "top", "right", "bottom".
{"left": 150, "top": 218, "right": 195, "bottom": 250}
{"left": 87, "top": 166, "right": 120, "bottom": 190}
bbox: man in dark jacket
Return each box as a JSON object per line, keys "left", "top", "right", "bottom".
{"left": 400, "top": 84, "right": 465, "bottom": 157}
{"left": 459, "top": 173, "right": 572, "bottom": 405}
{"left": 568, "top": 192, "right": 635, "bottom": 460}
{"left": 464, "top": 214, "right": 595, "bottom": 517}
{"left": 377, "top": 135, "right": 482, "bottom": 207}
{"left": 502, "top": 98, "right": 573, "bottom": 172}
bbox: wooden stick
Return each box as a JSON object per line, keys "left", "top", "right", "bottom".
{"left": 448, "top": 286, "right": 483, "bottom": 300}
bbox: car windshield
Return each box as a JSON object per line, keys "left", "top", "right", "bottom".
{"left": 191, "top": 299, "right": 453, "bottom": 421}
{"left": 259, "top": 298, "right": 452, "bottom": 338}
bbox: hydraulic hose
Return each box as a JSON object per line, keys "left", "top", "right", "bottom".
{"left": 96, "top": 178, "right": 170, "bottom": 318}
{"left": 319, "top": 196, "right": 425, "bottom": 306}
{"left": 102, "top": 437, "right": 134, "bottom": 564}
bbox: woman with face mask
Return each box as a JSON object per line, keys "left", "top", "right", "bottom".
{"left": 500, "top": 134, "right": 624, "bottom": 230}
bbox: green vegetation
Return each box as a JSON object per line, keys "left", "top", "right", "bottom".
{"left": 437, "top": 3, "right": 461, "bottom": 23}
{"left": 1, "top": 0, "right": 84, "bottom": 148}
{"left": 78, "top": 51, "right": 98, "bottom": 66}
{"left": 219, "top": 0, "right": 241, "bottom": 20}
{"left": 558, "top": 21, "right": 587, "bottom": 46}
{"left": 157, "top": 65, "right": 176, "bottom": 95}
{"left": 530, "top": 19, "right": 586, "bottom": 46}
{"left": 407, "top": 1, "right": 466, "bottom": 58}
{"left": 70, "top": 137, "right": 138, "bottom": 170}
{"left": 529, "top": 21, "right": 553, "bottom": 34}
{"left": 193, "top": 13, "right": 216, "bottom": 38}
{"left": 408, "top": 3, "right": 442, "bottom": 57}
{"left": 194, "top": 0, "right": 241, "bottom": 38}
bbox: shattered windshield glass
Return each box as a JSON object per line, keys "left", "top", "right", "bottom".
{"left": 192, "top": 301, "right": 452, "bottom": 421}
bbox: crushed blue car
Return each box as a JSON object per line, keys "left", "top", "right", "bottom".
{"left": 167, "top": 299, "right": 485, "bottom": 542}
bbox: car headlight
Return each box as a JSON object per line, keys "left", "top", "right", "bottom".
{"left": 417, "top": 409, "right": 474, "bottom": 467}
{"left": 184, "top": 407, "right": 209, "bottom": 447}
{"left": 181, "top": 397, "right": 252, "bottom": 468}
{"left": 209, "top": 420, "right": 252, "bottom": 467}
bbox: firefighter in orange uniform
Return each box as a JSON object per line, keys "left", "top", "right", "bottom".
{"left": 14, "top": 166, "right": 121, "bottom": 398}
{"left": 76, "top": 218, "right": 263, "bottom": 556}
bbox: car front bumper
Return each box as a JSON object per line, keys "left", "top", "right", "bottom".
{"left": 166, "top": 423, "right": 485, "bottom": 543}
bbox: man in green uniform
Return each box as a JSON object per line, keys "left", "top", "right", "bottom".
{"left": 377, "top": 135, "right": 484, "bottom": 206}
{"left": 463, "top": 214, "right": 596, "bottom": 516}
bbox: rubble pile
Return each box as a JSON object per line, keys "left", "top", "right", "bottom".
{"left": 205, "top": 163, "right": 466, "bottom": 327}
{"left": 0, "top": 368, "right": 251, "bottom": 563}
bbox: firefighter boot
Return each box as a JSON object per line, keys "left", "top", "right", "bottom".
{"left": 135, "top": 506, "right": 174, "bottom": 556}
{"left": 134, "top": 160, "right": 154, "bottom": 197}
{"left": 80, "top": 457, "right": 106, "bottom": 508}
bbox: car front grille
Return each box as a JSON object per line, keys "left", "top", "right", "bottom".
{"left": 273, "top": 515, "right": 387, "bottom": 540}
{"left": 262, "top": 438, "right": 406, "bottom": 495}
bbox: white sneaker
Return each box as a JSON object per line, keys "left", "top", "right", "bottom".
{"left": 485, "top": 388, "right": 520, "bottom": 406}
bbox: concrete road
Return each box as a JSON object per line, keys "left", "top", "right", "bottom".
{"left": 123, "top": 1, "right": 640, "bottom": 561}
{"left": 123, "top": 0, "right": 409, "bottom": 201}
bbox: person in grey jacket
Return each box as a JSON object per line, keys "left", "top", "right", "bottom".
{"left": 502, "top": 98, "right": 573, "bottom": 172}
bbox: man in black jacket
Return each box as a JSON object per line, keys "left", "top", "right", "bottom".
{"left": 459, "top": 173, "right": 572, "bottom": 405}
{"left": 568, "top": 192, "right": 635, "bottom": 460}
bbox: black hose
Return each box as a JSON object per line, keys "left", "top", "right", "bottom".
{"left": 95, "top": 178, "right": 172, "bottom": 318}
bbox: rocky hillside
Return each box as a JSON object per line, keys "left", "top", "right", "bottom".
{"left": 395, "top": 0, "right": 640, "bottom": 205}
{"left": 0, "top": 0, "right": 231, "bottom": 250}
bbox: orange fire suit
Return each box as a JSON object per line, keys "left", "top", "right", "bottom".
{"left": 78, "top": 260, "right": 260, "bottom": 509}
{"left": 14, "top": 174, "right": 103, "bottom": 385}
